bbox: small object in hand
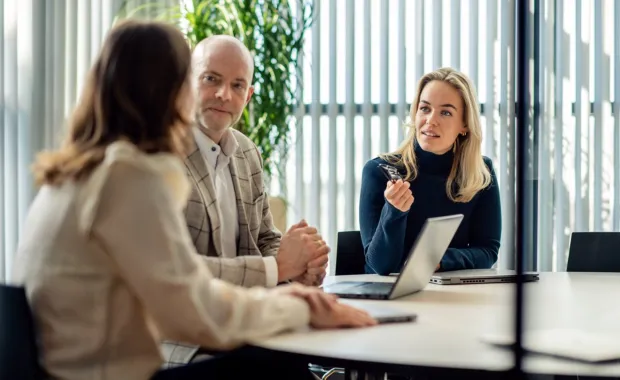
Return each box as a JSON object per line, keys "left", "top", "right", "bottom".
{"left": 378, "top": 164, "right": 403, "bottom": 183}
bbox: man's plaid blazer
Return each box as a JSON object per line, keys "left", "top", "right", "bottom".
{"left": 160, "top": 128, "right": 283, "bottom": 368}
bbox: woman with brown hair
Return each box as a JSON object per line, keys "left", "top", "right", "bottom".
{"left": 12, "top": 20, "right": 375, "bottom": 380}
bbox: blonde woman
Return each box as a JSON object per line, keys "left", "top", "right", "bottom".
{"left": 359, "top": 67, "right": 501, "bottom": 275}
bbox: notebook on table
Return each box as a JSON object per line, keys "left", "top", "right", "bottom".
{"left": 481, "top": 329, "right": 620, "bottom": 363}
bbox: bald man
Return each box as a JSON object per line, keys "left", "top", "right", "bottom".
{"left": 185, "top": 35, "right": 329, "bottom": 288}
{"left": 161, "top": 35, "right": 330, "bottom": 368}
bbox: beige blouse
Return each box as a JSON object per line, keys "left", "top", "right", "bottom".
{"left": 11, "top": 141, "right": 310, "bottom": 380}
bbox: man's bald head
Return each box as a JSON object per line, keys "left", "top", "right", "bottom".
{"left": 191, "top": 35, "right": 256, "bottom": 142}
{"left": 192, "top": 35, "right": 254, "bottom": 81}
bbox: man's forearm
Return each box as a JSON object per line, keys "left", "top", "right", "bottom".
{"left": 258, "top": 232, "right": 281, "bottom": 283}
{"left": 201, "top": 256, "right": 269, "bottom": 288}
{"left": 256, "top": 231, "right": 281, "bottom": 258}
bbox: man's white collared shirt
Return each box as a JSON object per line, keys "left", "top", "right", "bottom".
{"left": 192, "top": 127, "right": 278, "bottom": 287}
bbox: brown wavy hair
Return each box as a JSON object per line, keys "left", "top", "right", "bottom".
{"left": 33, "top": 20, "right": 192, "bottom": 186}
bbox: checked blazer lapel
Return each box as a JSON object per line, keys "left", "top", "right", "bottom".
{"left": 185, "top": 138, "right": 223, "bottom": 257}
{"left": 228, "top": 149, "right": 255, "bottom": 256}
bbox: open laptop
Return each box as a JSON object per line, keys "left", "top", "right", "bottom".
{"left": 430, "top": 269, "right": 540, "bottom": 285}
{"left": 322, "top": 214, "right": 464, "bottom": 300}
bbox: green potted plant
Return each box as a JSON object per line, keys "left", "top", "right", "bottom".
{"left": 117, "top": 0, "right": 315, "bottom": 231}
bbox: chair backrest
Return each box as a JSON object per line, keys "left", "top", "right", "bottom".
{"left": 0, "top": 284, "right": 45, "bottom": 380}
{"left": 567, "top": 232, "right": 620, "bottom": 272}
{"left": 335, "top": 231, "right": 366, "bottom": 275}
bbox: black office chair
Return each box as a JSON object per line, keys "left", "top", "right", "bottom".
{"left": 335, "top": 231, "right": 366, "bottom": 275}
{"left": 567, "top": 232, "right": 620, "bottom": 272}
{"left": 0, "top": 284, "right": 46, "bottom": 380}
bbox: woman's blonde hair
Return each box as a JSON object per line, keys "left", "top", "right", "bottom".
{"left": 381, "top": 67, "right": 491, "bottom": 203}
{"left": 32, "top": 20, "right": 192, "bottom": 186}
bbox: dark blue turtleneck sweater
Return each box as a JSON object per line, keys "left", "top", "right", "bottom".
{"left": 359, "top": 145, "right": 501, "bottom": 275}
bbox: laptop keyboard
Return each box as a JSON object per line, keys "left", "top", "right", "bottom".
{"left": 324, "top": 281, "right": 393, "bottom": 295}
{"left": 353, "top": 282, "right": 394, "bottom": 294}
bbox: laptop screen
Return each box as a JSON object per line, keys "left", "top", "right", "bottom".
{"left": 389, "top": 214, "right": 464, "bottom": 299}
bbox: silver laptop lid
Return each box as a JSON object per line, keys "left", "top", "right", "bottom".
{"left": 389, "top": 214, "right": 464, "bottom": 299}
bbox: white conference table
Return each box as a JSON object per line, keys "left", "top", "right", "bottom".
{"left": 250, "top": 272, "right": 620, "bottom": 377}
